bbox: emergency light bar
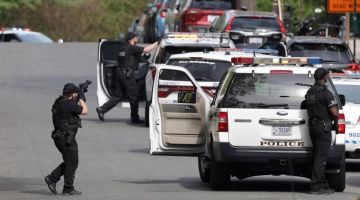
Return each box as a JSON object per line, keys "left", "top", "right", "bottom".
{"left": 231, "top": 56, "right": 322, "bottom": 65}
{"left": 165, "top": 32, "right": 229, "bottom": 40}
{"left": 214, "top": 48, "right": 279, "bottom": 55}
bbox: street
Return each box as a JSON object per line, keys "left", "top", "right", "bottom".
{"left": 1, "top": 43, "right": 360, "bottom": 200}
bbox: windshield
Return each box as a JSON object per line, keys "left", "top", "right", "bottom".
{"left": 164, "top": 59, "right": 232, "bottom": 81}
{"left": 221, "top": 73, "right": 315, "bottom": 109}
{"left": 191, "top": 0, "right": 236, "bottom": 10}
{"left": 334, "top": 84, "right": 360, "bottom": 104}
{"left": 17, "top": 33, "right": 53, "bottom": 43}
{"left": 232, "top": 17, "right": 280, "bottom": 30}
{"left": 288, "top": 43, "right": 352, "bottom": 63}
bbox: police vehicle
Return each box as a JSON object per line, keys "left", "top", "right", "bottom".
{"left": 149, "top": 56, "right": 346, "bottom": 191}
{"left": 144, "top": 49, "right": 277, "bottom": 126}
{"left": 332, "top": 73, "right": 360, "bottom": 158}
{"left": 97, "top": 32, "right": 235, "bottom": 111}
{"left": 0, "top": 27, "right": 53, "bottom": 43}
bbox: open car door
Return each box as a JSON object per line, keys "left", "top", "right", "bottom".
{"left": 149, "top": 65, "right": 211, "bottom": 156}
{"left": 97, "top": 39, "right": 149, "bottom": 107}
{"left": 97, "top": 39, "right": 124, "bottom": 107}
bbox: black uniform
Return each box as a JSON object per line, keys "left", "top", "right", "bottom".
{"left": 48, "top": 96, "right": 83, "bottom": 192}
{"left": 100, "top": 44, "right": 144, "bottom": 122}
{"left": 305, "top": 83, "right": 337, "bottom": 191}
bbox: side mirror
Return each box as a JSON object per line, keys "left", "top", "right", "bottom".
{"left": 143, "top": 53, "right": 151, "bottom": 60}
{"left": 339, "top": 94, "right": 346, "bottom": 106}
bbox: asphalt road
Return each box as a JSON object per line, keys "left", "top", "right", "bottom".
{"left": 1, "top": 43, "right": 360, "bottom": 200}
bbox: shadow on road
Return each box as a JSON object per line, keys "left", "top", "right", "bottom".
{"left": 115, "top": 176, "right": 311, "bottom": 192}
{"left": 83, "top": 117, "right": 147, "bottom": 128}
{"left": 0, "top": 176, "right": 50, "bottom": 195}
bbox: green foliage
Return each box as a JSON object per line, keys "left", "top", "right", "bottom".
{"left": 0, "top": 0, "right": 147, "bottom": 41}
{"left": 256, "top": 0, "right": 325, "bottom": 33}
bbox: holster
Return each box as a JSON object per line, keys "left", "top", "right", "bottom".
{"left": 51, "top": 129, "right": 64, "bottom": 139}
{"left": 65, "top": 131, "right": 76, "bottom": 145}
{"left": 309, "top": 119, "right": 332, "bottom": 133}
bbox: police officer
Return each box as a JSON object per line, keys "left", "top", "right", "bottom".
{"left": 45, "top": 83, "right": 88, "bottom": 195}
{"left": 96, "top": 32, "right": 158, "bottom": 123}
{"left": 305, "top": 68, "right": 338, "bottom": 195}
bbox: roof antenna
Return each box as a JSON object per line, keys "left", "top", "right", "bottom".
{"left": 253, "top": 50, "right": 256, "bottom": 57}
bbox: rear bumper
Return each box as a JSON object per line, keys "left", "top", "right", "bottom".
{"left": 213, "top": 142, "right": 345, "bottom": 165}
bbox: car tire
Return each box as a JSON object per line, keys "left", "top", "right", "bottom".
{"left": 145, "top": 101, "right": 150, "bottom": 127}
{"left": 210, "top": 159, "right": 230, "bottom": 190}
{"left": 198, "top": 156, "right": 210, "bottom": 183}
{"left": 326, "top": 156, "right": 346, "bottom": 192}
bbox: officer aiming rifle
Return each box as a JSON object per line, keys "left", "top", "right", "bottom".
{"left": 45, "top": 81, "right": 90, "bottom": 195}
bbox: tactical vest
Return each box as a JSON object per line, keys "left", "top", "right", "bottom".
{"left": 305, "top": 84, "right": 331, "bottom": 120}
{"left": 52, "top": 96, "right": 81, "bottom": 131}
{"left": 118, "top": 42, "right": 127, "bottom": 69}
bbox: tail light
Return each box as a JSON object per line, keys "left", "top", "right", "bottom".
{"left": 338, "top": 112, "right": 346, "bottom": 134}
{"left": 276, "top": 16, "right": 286, "bottom": 34}
{"left": 347, "top": 63, "right": 360, "bottom": 72}
{"left": 218, "top": 112, "right": 228, "bottom": 132}
{"left": 151, "top": 67, "right": 157, "bottom": 80}
{"left": 357, "top": 116, "right": 360, "bottom": 124}
{"left": 225, "top": 16, "right": 235, "bottom": 32}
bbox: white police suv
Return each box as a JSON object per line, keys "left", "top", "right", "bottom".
{"left": 149, "top": 56, "right": 346, "bottom": 191}
{"left": 332, "top": 73, "right": 360, "bottom": 158}
{"left": 0, "top": 27, "right": 53, "bottom": 43}
{"left": 144, "top": 49, "right": 277, "bottom": 126}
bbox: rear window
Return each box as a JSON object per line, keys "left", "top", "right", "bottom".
{"left": 221, "top": 73, "right": 315, "bottom": 109}
{"left": 191, "top": 0, "right": 236, "bottom": 10}
{"left": 155, "top": 46, "right": 215, "bottom": 63}
{"left": 232, "top": 17, "right": 280, "bottom": 30}
{"left": 288, "top": 43, "right": 352, "bottom": 63}
{"left": 334, "top": 83, "right": 360, "bottom": 104}
{"left": 163, "top": 59, "right": 232, "bottom": 81}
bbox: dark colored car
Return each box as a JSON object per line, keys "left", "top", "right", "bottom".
{"left": 175, "top": 0, "right": 240, "bottom": 33}
{"left": 260, "top": 36, "right": 359, "bottom": 72}
{"left": 209, "top": 10, "right": 286, "bottom": 48}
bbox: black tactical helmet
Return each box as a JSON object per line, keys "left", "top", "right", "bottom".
{"left": 63, "top": 83, "right": 77, "bottom": 95}
{"left": 126, "top": 32, "right": 138, "bottom": 41}
{"left": 314, "top": 67, "right": 329, "bottom": 80}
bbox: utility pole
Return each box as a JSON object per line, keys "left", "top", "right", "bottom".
{"left": 354, "top": 0, "right": 357, "bottom": 58}
{"left": 278, "top": 0, "right": 283, "bottom": 21}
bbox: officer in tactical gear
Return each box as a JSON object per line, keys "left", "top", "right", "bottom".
{"left": 96, "top": 32, "right": 158, "bottom": 123}
{"left": 45, "top": 83, "right": 88, "bottom": 195}
{"left": 305, "top": 68, "right": 338, "bottom": 195}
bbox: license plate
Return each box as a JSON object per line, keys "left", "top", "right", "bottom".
{"left": 272, "top": 126, "right": 292, "bottom": 136}
{"left": 178, "top": 91, "right": 196, "bottom": 103}
{"left": 249, "top": 37, "right": 263, "bottom": 44}
{"left": 207, "top": 15, "right": 218, "bottom": 22}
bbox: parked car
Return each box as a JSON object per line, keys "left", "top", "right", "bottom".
{"left": 209, "top": 10, "right": 286, "bottom": 48}
{"left": 149, "top": 57, "right": 346, "bottom": 191}
{"left": 331, "top": 73, "right": 360, "bottom": 158}
{"left": 260, "top": 36, "right": 359, "bottom": 72}
{"left": 0, "top": 28, "right": 53, "bottom": 43}
{"left": 175, "top": 0, "right": 240, "bottom": 33}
